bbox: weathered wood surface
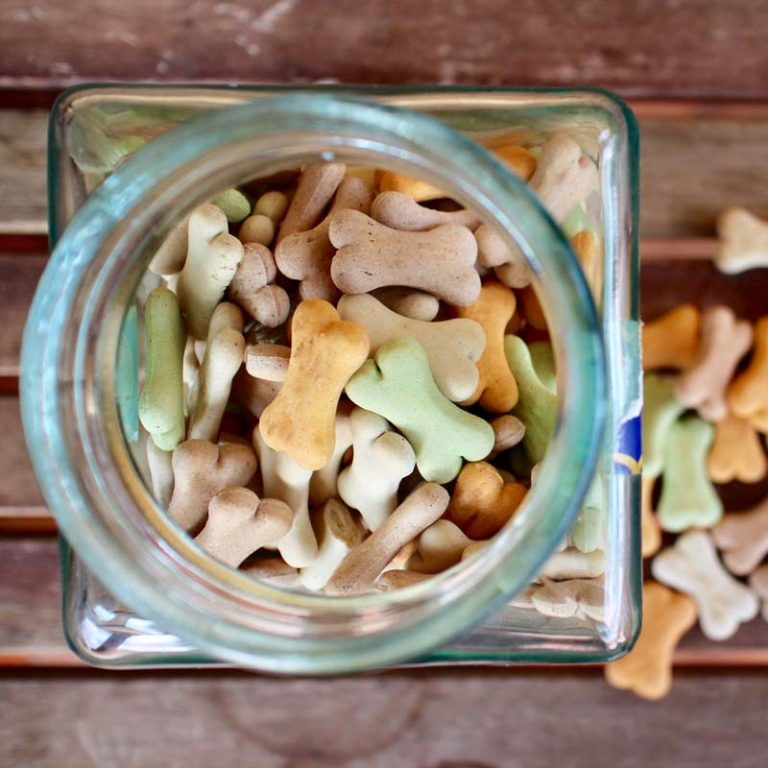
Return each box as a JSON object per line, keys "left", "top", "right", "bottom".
{"left": 2, "top": 0, "right": 768, "bottom": 99}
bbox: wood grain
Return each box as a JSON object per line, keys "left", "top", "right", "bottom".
{"left": 2, "top": 0, "right": 768, "bottom": 98}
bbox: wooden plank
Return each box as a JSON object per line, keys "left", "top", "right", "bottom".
{"left": 1, "top": 0, "right": 768, "bottom": 97}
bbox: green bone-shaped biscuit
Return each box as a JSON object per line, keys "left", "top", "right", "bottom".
{"left": 571, "top": 473, "right": 604, "bottom": 553}
{"left": 138, "top": 287, "right": 187, "bottom": 451}
{"left": 505, "top": 335, "right": 558, "bottom": 464}
{"left": 643, "top": 374, "right": 685, "bottom": 479}
{"left": 657, "top": 416, "right": 723, "bottom": 533}
{"left": 529, "top": 341, "right": 556, "bottom": 393}
{"left": 212, "top": 188, "right": 251, "bottom": 223}
{"left": 345, "top": 337, "right": 494, "bottom": 483}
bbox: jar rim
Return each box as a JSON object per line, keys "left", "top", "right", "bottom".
{"left": 22, "top": 91, "right": 606, "bottom": 673}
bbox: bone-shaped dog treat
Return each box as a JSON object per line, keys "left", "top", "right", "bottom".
{"left": 674, "top": 305, "right": 753, "bottom": 422}
{"left": 176, "top": 203, "right": 244, "bottom": 339}
{"left": 604, "top": 582, "right": 697, "bottom": 700}
{"left": 298, "top": 498, "right": 363, "bottom": 591}
{"left": 458, "top": 282, "right": 519, "bottom": 412}
{"left": 750, "top": 566, "right": 768, "bottom": 622}
{"left": 329, "top": 210, "right": 481, "bottom": 306}
{"left": 182, "top": 335, "right": 200, "bottom": 413}
{"left": 378, "top": 172, "right": 445, "bottom": 202}
{"left": 446, "top": 461, "right": 526, "bottom": 539}
{"left": 149, "top": 214, "right": 190, "bottom": 276}
{"left": 518, "top": 285, "right": 547, "bottom": 331}
{"left": 643, "top": 304, "right": 701, "bottom": 371}
{"left": 658, "top": 417, "right": 723, "bottom": 532}
{"left": 371, "top": 191, "right": 481, "bottom": 232}
{"left": 727, "top": 316, "right": 768, "bottom": 428}
{"left": 712, "top": 498, "right": 768, "bottom": 576}
{"left": 228, "top": 243, "right": 290, "bottom": 328}
{"left": 373, "top": 287, "right": 440, "bottom": 321}
{"left": 376, "top": 569, "right": 432, "bottom": 591}
{"left": 231, "top": 369, "right": 281, "bottom": 418}
{"left": 146, "top": 436, "right": 174, "bottom": 508}
{"left": 276, "top": 176, "right": 373, "bottom": 301}
{"left": 243, "top": 557, "right": 299, "bottom": 588}
{"left": 642, "top": 374, "right": 686, "bottom": 479}
{"left": 707, "top": 412, "right": 767, "bottom": 484}
{"left": 538, "top": 548, "right": 606, "bottom": 580}
{"left": 652, "top": 530, "right": 758, "bottom": 641}
{"left": 409, "top": 519, "right": 477, "bottom": 574}
{"left": 138, "top": 288, "right": 187, "bottom": 451}
{"left": 641, "top": 475, "right": 662, "bottom": 559}
{"left": 571, "top": 475, "right": 604, "bottom": 554}
{"left": 308, "top": 407, "right": 353, "bottom": 506}
{"left": 259, "top": 300, "right": 369, "bottom": 471}
{"left": 337, "top": 407, "right": 416, "bottom": 530}
{"left": 531, "top": 577, "right": 605, "bottom": 622}
{"left": 493, "top": 144, "right": 537, "bottom": 180}
{"left": 504, "top": 335, "right": 559, "bottom": 464}
{"left": 325, "top": 483, "right": 450, "bottom": 595}
{"left": 529, "top": 342, "right": 556, "bottom": 392}
{"left": 338, "top": 293, "right": 484, "bottom": 402}
{"left": 474, "top": 225, "right": 531, "bottom": 290}
{"left": 212, "top": 188, "right": 251, "bottom": 223}
{"left": 254, "top": 190, "right": 289, "bottom": 224}
{"left": 239, "top": 214, "right": 275, "bottom": 247}
{"left": 571, "top": 230, "right": 600, "bottom": 295}
{"left": 490, "top": 414, "right": 526, "bottom": 454}
{"left": 715, "top": 207, "right": 768, "bottom": 274}
{"left": 253, "top": 428, "right": 316, "bottom": 568}
{"left": 278, "top": 163, "right": 346, "bottom": 241}
{"left": 345, "top": 337, "right": 494, "bottom": 483}
{"left": 168, "top": 439, "right": 258, "bottom": 532}
{"left": 245, "top": 343, "right": 291, "bottom": 382}
{"left": 195, "top": 487, "right": 293, "bottom": 568}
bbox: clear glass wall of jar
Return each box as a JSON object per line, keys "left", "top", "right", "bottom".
{"left": 22, "top": 86, "right": 640, "bottom": 673}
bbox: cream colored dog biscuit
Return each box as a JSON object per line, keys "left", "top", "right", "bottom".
{"left": 337, "top": 293, "right": 484, "bottom": 402}
{"left": 652, "top": 529, "right": 759, "bottom": 641}
{"left": 674, "top": 306, "right": 752, "bottom": 422}
{"left": 531, "top": 577, "right": 605, "bottom": 622}
{"left": 278, "top": 163, "right": 346, "bottom": 241}
{"left": 176, "top": 203, "right": 244, "bottom": 339}
{"left": 749, "top": 566, "right": 768, "bottom": 622}
{"left": 715, "top": 207, "right": 768, "bottom": 274}
{"left": 712, "top": 498, "right": 768, "bottom": 576}
{"left": 228, "top": 243, "right": 290, "bottom": 328}
{"left": 727, "top": 316, "right": 768, "bottom": 428}
{"left": 196, "top": 487, "right": 293, "bottom": 567}
{"left": 245, "top": 343, "right": 291, "bottom": 382}
{"left": 308, "top": 407, "right": 353, "bottom": 506}
{"left": 325, "top": 483, "right": 450, "bottom": 595}
{"left": 539, "top": 548, "right": 606, "bottom": 580}
{"left": 259, "top": 300, "right": 370, "bottom": 471}
{"left": 409, "top": 519, "right": 475, "bottom": 574}
{"left": 371, "top": 191, "right": 481, "bottom": 231}
{"left": 149, "top": 214, "right": 190, "bottom": 276}
{"left": 168, "top": 439, "right": 258, "bottom": 532}
{"left": 373, "top": 287, "right": 440, "bottom": 321}
{"left": 707, "top": 412, "right": 767, "bottom": 484}
{"left": 329, "top": 209, "right": 481, "bottom": 306}
{"left": 337, "top": 408, "right": 416, "bottom": 531}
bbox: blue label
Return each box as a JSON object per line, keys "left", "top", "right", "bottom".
{"left": 613, "top": 415, "right": 642, "bottom": 475}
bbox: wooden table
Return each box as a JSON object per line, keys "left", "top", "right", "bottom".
{"left": 1, "top": 2, "right": 768, "bottom": 765}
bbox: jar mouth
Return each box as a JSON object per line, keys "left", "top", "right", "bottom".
{"left": 23, "top": 92, "right": 606, "bottom": 673}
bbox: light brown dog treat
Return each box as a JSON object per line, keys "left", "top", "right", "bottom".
{"left": 749, "top": 566, "right": 768, "bottom": 622}
{"left": 276, "top": 176, "right": 373, "bottom": 301}
{"left": 446, "top": 461, "right": 527, "bottom": 539}
{"left": 299, "top": 499, "right": 364, "bottom": 591}
{"left": 245, "top": 343, "right": 291, "bottom": 382}
{"left": 641, "top": 475, "right": 662, "bottom": 559}
{"left": 491, "top": 414, "right": 526, "bottom": 454}
{"left": 242, "top": 557, "right": 299, "bottom": 588}
{"left": 715, "top": 207, "right": 768, "bottom": 274}
{"left": 409, "top": 519, "right": 477, "bottom": 574}
{"left": 239, "top": 214, "right": 275, "bottom": 246}
{"left": 727, "top": 316, "right": 768, "bottom": 425}
{"left": 325, "top": 483, "right": 450, "bottom": 595}
{"left": 176, "top": 204, "right": 244, "bottom": 339}
{"left": 707, "top": 412, "right": 767, "bottom": 484}
{"left": 259, "top": 300, "right": 370, "bottom": 470}
{"left": 370, "top": 191, "right": 481, "bottom": 232}
{"left": 712, "top": 498, "right": 768, "bottom": 576}
{"left": 604, "top": 582, "right": 697, "bottom": 701}
{"left": 538, "top": 548, "right": 606, "bottom": 581}
{"left": 230, "top": 369, "right": 281, "bottom": 418}
{"left": 457, "top": 281, "right": 519, "bottom": 412}
{"left": 518, "top": 285, "right": 547, "bottom": 331}
{"left": 146, "top": 436, "right": 174, "bottom": 508}
{"left": 376, "top": 569, "right": 433, "bottom": 591}
{"left": 643, "top": 304, "right": 701, "bottom": 372}
{"left": 168, "top": 439, "right": 258, "bottom": 532}
{"left": 329, "top": 209, "right": 480, "bottom": 306}
{"left": 373, "top": 287, "right": 441, "bottom": 321}
{"left": 474, "top": 224, "right": 532, "bottom": 290}
{"left": 254, "top": 190, "right": 289, "bottom": 224}
{"left": 378, "top": 172, "right": 445, "bottom": 202}
{"left": 149, "top": 214, "right": 190, "bottom": 276}
{"left": 674, "top": 306, "right": 753, "bottom": 422}
{"left": 571, "top": 230, "right": 600, "bottom": 294}
{"left": 308, "top": 407, "right": 353, "bottom": 506}
{"left": 531, "top": 577, "right": 605, "bottom": 622}
{"left": 195, "top": 487, "right": 293, "bottom": 568}
{"left": 494, "top": 144, "right": 537, "bottom": 180}
{"left": 277, "top": 163, "right": 346, "bottom": 241}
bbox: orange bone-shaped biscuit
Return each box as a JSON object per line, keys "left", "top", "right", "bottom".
{"left": 643, "top": 304, "right": 701, "bottom": 371}
{"left": 727, "top": 316, "right": 768, "bottom": 428}
{"left": 641, "top": 475, "right": 662, "bottom": 559}
{"left": 604, "top": 581, "right": 697, "bottom": 701}
{"left": 457, "top": 281, "right": 519, "bottom": 413}
{"left": 446, "top": 461, "right": 527, "bottom": 539}
{"left": 707, "top": 412, "right": 767, "bottom": 484}
{"left": 258, "top": 300, "right": 369, "bottom": 470}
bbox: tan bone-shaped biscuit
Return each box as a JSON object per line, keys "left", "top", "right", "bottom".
{"left": 604, "top": 582, "right": 697, "bottom": 700}
{"left": 329, "top": 209, "right": 481, "bottom": 306}
{"left": 308, "top": 406, "right": 353, "bottom": 506}
{"left": 408, "top": 519, "right": 478, "bottom": 574}
{"left": 474, "top": 224, "right": 531, "bottom": 289}
{"left": 712, "top": 498, "right": 768, "bottom": 576}
{"left": 376, "top": 569, "right": 432, "bottom": 591}
{"left": 674, "top": 306, "right": 753, "bottom": 422}
{"left": 642, "top": 304, "right": 701, "bottom": 371}
{"left": 715, "top": 207, "right": 768, "bottom": 274}
{"left": 195, "top": 487, "right": 293, "bottom": 567}
{"left": 531, "top": 577, "right": 605, "bottom": 622}
{"left": 228, "top": 243, "right": 291, "bottom": 328}
{"left": 538, "top": 547, "right": 606, "bottom": 580}
{"left": 373, "top": 287, "right": 440, "bottom": 321}
{"left": 727, "top": 316, "right": 768, "bottom": 429}
{"left": 259, "top": 300, "right": 369, "bottom": 471}
{"left": 371, "top": 191, "right": 481, "bottom": 232}
{"left": 749, "top": 566, "right": 768, "bottom": 622}
{"left": 707, "top": 412, "right": 767, "bottom": 484}
{"left": 337, "top": 293, "right": 485, "bottom": 402}
{"left": 245, "top": 343, "right": 291, "bottom": 382}
{"left": 168, "top": 439, "right": 258, "bottom": 532}
{"left": 325, "top": 483, "right": 450, "bottom": 595}
{"left": 490, "top": 414, "right": 526, "bottom": 455}
{"left": 652, "top": 529, "right": 759, "bottom": 641}
{"left": 243, "top": 557, "right": 299, "bottom": 588}
{"left": 276, "top": 176, "right": 373, "bottom": 301}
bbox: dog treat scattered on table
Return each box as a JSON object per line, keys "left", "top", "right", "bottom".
{"left": 642, "top": 374, "right": 686, "bottom": 479}
{"left": 642, "top": 304, "right": 701, "bottom": 371}
{"left": 715, "top": 207, "right": 768, "bottom": 274}
{"left": 707, "top": 412, "right": 767, "bottom": 484}
{"left": 641, "top": 475, "right": 662, "bottom": 559}
{"left": 727, "top": 315, "right": 768, "bottom": 430}
{"left": 712, "top": 498, "right": 768, "bottom": 576}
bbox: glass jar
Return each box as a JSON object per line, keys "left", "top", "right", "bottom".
{"left": 22, "top": 85, "right": 640, "bottom": 673}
